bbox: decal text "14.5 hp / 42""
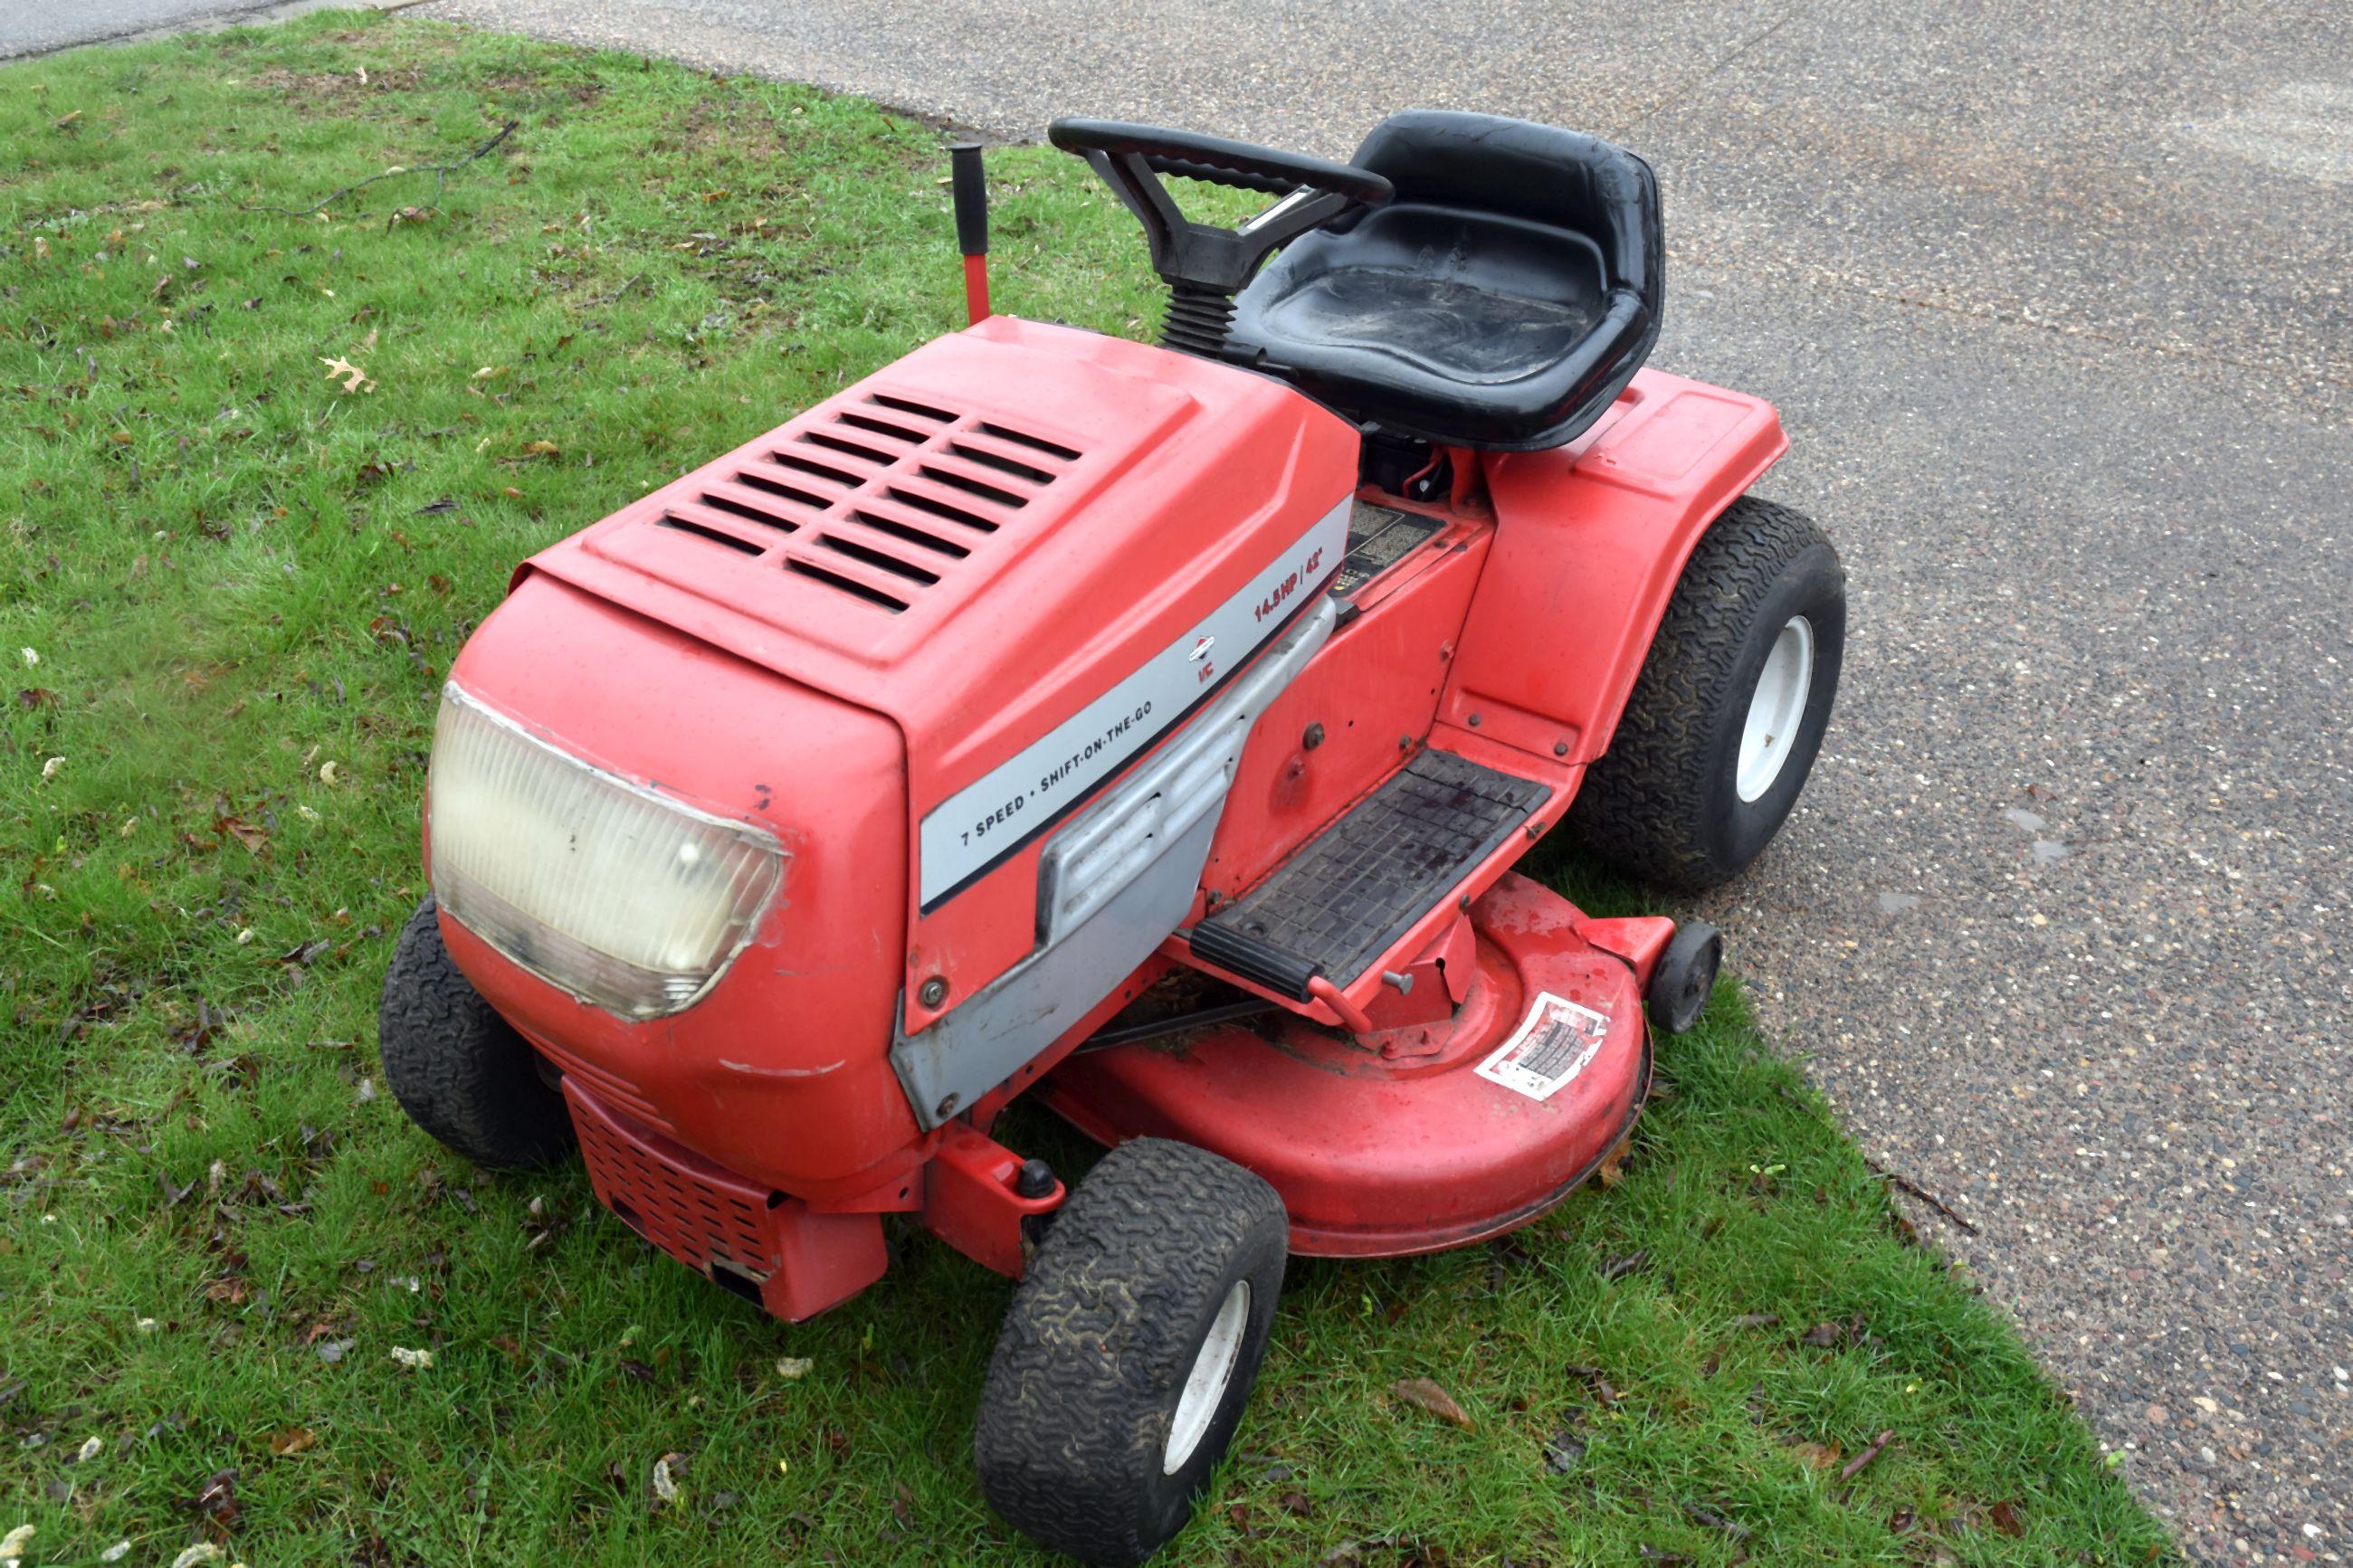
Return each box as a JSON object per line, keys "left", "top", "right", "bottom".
{"left": 1253, "top": 546, "right": 1324, "bottom": 625}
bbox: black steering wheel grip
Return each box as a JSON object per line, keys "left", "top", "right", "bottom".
{"left": 1047, "top": 119, "right": 1393, "bottom": 207}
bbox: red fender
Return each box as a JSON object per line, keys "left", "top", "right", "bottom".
{"left": 1438, "top": 368, "right": 1789, "bottom": 767}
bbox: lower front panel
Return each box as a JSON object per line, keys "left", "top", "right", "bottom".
{"left": 564, "top": 1079, "right": 885, "bottom": 1321}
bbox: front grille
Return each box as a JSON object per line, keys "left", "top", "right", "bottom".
{"left": 566, "top": 1079, "right": 774, "bottom": 1280}
{"left": 653, "top": 394, "right": 1081, "bottom": 613}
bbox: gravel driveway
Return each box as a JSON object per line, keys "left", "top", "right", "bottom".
{"left": 43, "top": 0, "right": 2353, "bottom": 1555}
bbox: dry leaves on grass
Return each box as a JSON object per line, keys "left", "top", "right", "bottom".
{"left": 184, "top": 1467, "right": 240, "bottom": 1530}
{"left": 319, "top": 356, "right": 376, "bottom": 394}
{"left": 651, "top": 1450, "right": 687, "bottom": 1509}
{"left": 1390, "top": 1376, "right": 1473, "bottom": 1429}
{"left": 1799, "top": 1312, "right": 1871, "bottom": 1350}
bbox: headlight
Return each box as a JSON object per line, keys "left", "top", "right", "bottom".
{"left": 426, "top": 683, "right": 785, "bottom": 1019}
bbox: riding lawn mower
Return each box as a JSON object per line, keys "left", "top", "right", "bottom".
{"left": 379, "top": 110, "right": 1845, "bottom": 1563}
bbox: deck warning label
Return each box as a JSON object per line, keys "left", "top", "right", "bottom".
{"left": 1475, "top": 992, "right": 1611, "bottom": 1102}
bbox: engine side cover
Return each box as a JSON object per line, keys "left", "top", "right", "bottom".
{"left": 522, "top": 316, "right": 1360, "bottom": 1021}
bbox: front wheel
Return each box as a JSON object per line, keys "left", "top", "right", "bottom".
{"left": 378, "top": 898, "right": 576, "bottom": 1170}
{"left": 1572, "top": 496, "right": 1844, "bottom": 889}
{"left": 975, "top": 1138, "right": 1288, "bottom": 1565}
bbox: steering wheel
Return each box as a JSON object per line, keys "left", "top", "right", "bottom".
{"left": 1047, "top": 119, "right": 1393, "bottom": 345}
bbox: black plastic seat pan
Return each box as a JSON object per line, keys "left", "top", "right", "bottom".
{"left": 1231, "top": 112, "right": 1662, "bottom": 452}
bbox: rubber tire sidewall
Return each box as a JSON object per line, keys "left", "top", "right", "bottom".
{"left": 1137, "top": 1222, "right": 1281, "bottom": 1547}
{"left": 1695, "top": 544, "right": 1845, "bottom": 878}
{"left": 975, "top": 1138, "right": 1287, "bottom": 1565}
{"left": 1647, "top": 921, "right": 1722, "bottom": 1035}
{"left": 1572, "top": 498, "right": 1846, "bottom": 890}
{"left": 378, "top": 897, "right": 576, "bottom": 1171}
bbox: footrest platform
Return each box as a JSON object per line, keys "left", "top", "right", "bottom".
{"left": 1191, "top": 748, "right": 1549, "bottom": 995}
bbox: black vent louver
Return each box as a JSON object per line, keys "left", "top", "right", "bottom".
{"left": 652, "top": 394, "right": 1080, "bottom": 613}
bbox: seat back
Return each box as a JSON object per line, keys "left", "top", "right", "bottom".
{"left": 1231, "top": 111, "right": 1664, "bottom": 451}
{"left": 1348, "top": 111, "right": 1660, "bottom": 311}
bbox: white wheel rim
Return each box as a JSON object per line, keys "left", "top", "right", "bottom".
{"left": 1163, "top": 1280, "right": 1250, "bottom": 1475}
{"left": 1737, "top": 615, "right": 1815, "bottom": 803}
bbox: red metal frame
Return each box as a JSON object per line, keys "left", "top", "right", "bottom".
{"left": 430, "top": 312, "right": 1785, "bottom": 1316}
{"left": 915, "top": 1122, "right": 1062, "bottom": 1279}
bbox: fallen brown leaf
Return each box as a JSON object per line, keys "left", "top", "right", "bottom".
{"left": 1390, "top": 1376, "right": 1473, "bottom": 1430}
{"left": 1566, "top": 1364, "right": 1620, "bottom": 1405}
{"left": 187, "top": 1466, "right": 241, "bottom": 1527}
{"left": 268, "top": 1427, "right": 315, "bottom": 1457}
{"left": 319, "top": 356, "right": 375, "bottom": 394}
{"left": 651, "top": 1450, "right": 685, "bottom": 1506}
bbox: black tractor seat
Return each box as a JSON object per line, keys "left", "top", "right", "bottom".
{"left": 1231, "top": 111, "right": 1662, "bottom": 452}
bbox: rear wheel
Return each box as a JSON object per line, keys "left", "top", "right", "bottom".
{"left": 975, "top": 1138, "right": 1287, "bottom": 1565}
{"left": 378, "top": 898, "right": 576, "bottom": 1170}
{"left": 1572, "top": 496, "right": 1844, "bottom": 889}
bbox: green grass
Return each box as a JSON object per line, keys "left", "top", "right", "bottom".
{"left": 0, "top": 14, "right": 2171, "bottom": 1565}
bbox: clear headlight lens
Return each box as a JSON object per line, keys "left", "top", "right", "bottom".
{"left": 426, "top": 683, "right": 785, "bottom": 1019}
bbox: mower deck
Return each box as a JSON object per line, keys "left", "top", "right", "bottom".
{"left": 1043, "top": 873, "right": 1654, "bottom": 1257}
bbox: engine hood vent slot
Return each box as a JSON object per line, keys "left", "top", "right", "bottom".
{"left": 884, "top": 486, "right": 998, "bottom": 533}
{"left": 976, "top": 422, "right": 1081, "bottom": 461}
{"left": 623, "top": 389, "right": 1084, "bottom": 613}
{"left": 786, "top": 557, "right": 909, "bottom": 611}
{"left": 947, "top": 442, "right": 1053, "bottom": 483}
{"left": 838, "top": 411, "right": 930, "bottom": 443}
{"left": 772, "top": 451, "right": 862, "bottom": 487}
{"left": 802, "top": 430, "right": 895, "bottom": 465}
{"left": 870, "top": 393, "right": 956, "bottom": 423}
{"left": 658, "top": 514, "right": 764, "bottom": 554}
{"left": 917, "top": 465, "right": 1027, "bottom": 508}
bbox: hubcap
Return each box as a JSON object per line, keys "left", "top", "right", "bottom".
{"left": 1164, "top": 1280, "right": 1251, "bottom": 1475}
{"left": 1737, "top": 616, "right": 1815, "bottom": 803}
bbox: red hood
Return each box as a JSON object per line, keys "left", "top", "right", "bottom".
{"left": 519, "top": 316, "right": 1358, "bottom": 828}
